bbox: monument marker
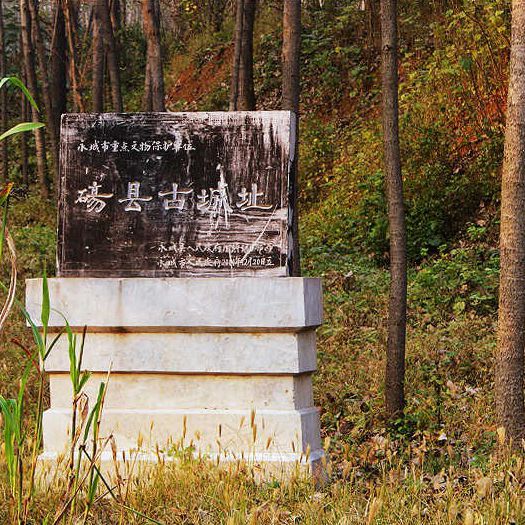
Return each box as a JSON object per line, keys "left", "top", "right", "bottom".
{"left": 28, "top": 111, "right": 324, "bottom": 479}
{"left": 58, "top": 112, "right": 295, "bottom": 277}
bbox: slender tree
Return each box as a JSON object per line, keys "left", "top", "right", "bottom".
{"left": 381, "top": 0, "right": 407, "bottom": 418}
{"left": 237, "top": 0, "right": 256, "bottom": 110}
{"left": 282, "top": 0, "right": 300, "bottom": 114}
{"left": 94, "top": 0, "right": 122, "bottom": 111}
{"left": 20, "top": 0, "right": 48, "bottom": 197}
{"left": 63, "top": 0, "right": 84, "bottom": 112}
{"left": 282, "top": 0, "right": 301, "bottom": 276}
{"left": 142, "top": 0, "right": 165, "bottom": 111}
{"left": 0, "top": 0, "right": 7, "bottom": 181}
{"left": 229, "top": 0, "right": 244, "bottom": 111}
{"left": 92, "top": 5, "right": 105, "bottom": 112}
{"left": 50, "top": 0, "right": 67, "bottom": 138}
{"left": 495, "top": 0, "right": 525, "bottom": 448}
{"left": 27, "top": 0, "right": 59, "bottom": 180}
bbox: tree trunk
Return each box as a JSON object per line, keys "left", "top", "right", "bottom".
{"left": 282, "top": 0, "right": 301, "bottom": 276}
{"left": 495, "top": 0, "right": 525, "bottom": 448}
{"left": 27, "top": 0, "right": 59, "bottom": 181}
{"left": 143, "top": 60, "right": 152, "bottom": 111}
{"left": 229, "top": 0, "right": 244, "bottom": 111}
{"left": 50, "top": 0, "right": 67, "bottom": 140}
{"left": 142, "top": 0, "right": 165, "bottom": 111}
{"left": 282, "top": 0, "right": 300, "bottom": 114}
{"left": 92, "top": 5, "right": 105, "bottom": 112}
{"left": 95, "top": 0, "right": 123, "bottom": 112}
{"left": 63, "top": 0, "right": 84, "bottom": 112}
{"left": 21, "top": 93, "right": 29, "bottom": 186}
{"left": 237, "top": 0, "right": 256, "bottom": 110}
{"left": 381, "top": 0, "right": 407, "bottom": 419}
{"left": 0, "top": 0, "right": 7, "bottom": 182}
{"left": 20, "top": 0, "right": 49, "bottom": 198}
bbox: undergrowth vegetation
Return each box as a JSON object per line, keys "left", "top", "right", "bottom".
{"left": 1, "top": 0, "right": 524, "bottom": 523}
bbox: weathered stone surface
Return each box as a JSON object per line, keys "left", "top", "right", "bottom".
{"left": 42, "top": 407, "right": 322, "bottom": 456}
{"left": 28, "top": 276, "right": 325, "bottom": 479}
{"left": 59, "top": 112, "right": 296, "bottom": 278}
{"left": 44, "top": 331, "right": 317, "bottom": 374}
{"left": 50, "top": 373, "right": 314, "bottom": 410}
{"left": 26, "top": 277, "right": 322, "bottom": 331}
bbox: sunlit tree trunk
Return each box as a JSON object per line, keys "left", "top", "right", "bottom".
{"left": 381, "top": 0, "right": 407, "bottom": 419}
{"left": 20, "top": 0, "right": 49, "bottom": 197}
{"left": 142, "top": 0, "right": 165, "bottom": 111}
{"left": 496, "top": 0, "right": 525, "bottom": 448}
{"left": 282, "top": 0, "right": 301, "bottom": 276}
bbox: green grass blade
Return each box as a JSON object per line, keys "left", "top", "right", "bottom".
{"left": 0, "top": 76, "right": 40, "bottom": 111}
{"left": 0, "top": 121, "right": 45, "bottom": 142}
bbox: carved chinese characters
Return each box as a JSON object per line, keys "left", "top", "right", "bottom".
{"left": 58, "top": 112, "right": 296, "bottom": 277}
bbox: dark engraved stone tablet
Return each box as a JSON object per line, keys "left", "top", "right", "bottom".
{"left": 57, "top": 111, "right": 296, "bottom": 277}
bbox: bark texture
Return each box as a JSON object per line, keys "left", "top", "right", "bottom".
{"left": 63, "top": 0, "right": 84, "bottom": 112}
{"left": 92, "top": 5, "right": 105, "bottom": 112}
{"left": 381, "top": 0, "right": 407, "bottom": 418}
{"left": 282, "top": 0, "right": 301, "bottom": 276}
{"left": 229, "top": 0, "right": 244, "bottom": 111}
{"left": 237, "top": 0, "right": 256, "bottom": 110}
{"left": 50, "top": 1, "right": 67, "bottom": 138}
{"left": 20, "top": 0, "right": 49, "bottom": 197}
{"left": 95, "top": 0, "right": 122, "bottom": 111}
{"left": 496, "top": 0, "right": 525, "bottom": 448}
{"left": 28, "top": 0, "right": 59, "bottom": 180}
{"left": 282, "top": 0, "right": 300, "bottom": 114}
{"left": 142, "top": 0, "right": 165, "bottom": 111}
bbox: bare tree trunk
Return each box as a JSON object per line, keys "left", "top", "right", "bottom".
{"left": 63, "top": 0, "right": 84, "bottom": 112}
{"left": 142, "top": 0, "right": 165, "bottom": 111}
{"left": 282, "top": 0, "right": 301, "bottom": 276}
{"left": 143, "top": 60, "right": 152, "bottom": 111}
{"left": 19, "top": 38, "right": 29, "bottom": 186}
{"left": 229, "top": 0, "right": 244, "bottom": 111}
{"left": 50, "top": 0, "right": 67, "bottom": 139}
{"left": 95, "top": 0, "right": 123, "bottom": 111}
{"left": 496, "top": 0, "right": 525, "bottom": 448}
{"left": 237, "top": 0, "right": 256, "bottom": 110}
{"left": 20, "top": 0, "right": 49, "bottom": 198}
{"left": 92, "top": 5, "right": 105, "bottom": 112}
{"left": 110, "top": 0, "right": 121, "bottom": 29}
{"left": 282, "top": 0, "right": 300, "bottom": 114}
{"left": 27, "top": 0, "right": 59, "bottom": 181}
{"left": 0, "top": 0, "right": 7, "bottom": 182}
{"left": 381, "top": 0, "right": 407, "bottom": 419}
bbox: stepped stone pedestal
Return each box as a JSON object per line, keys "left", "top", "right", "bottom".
{"left": 26, "top": 277, "right": 325, "bottom": 479}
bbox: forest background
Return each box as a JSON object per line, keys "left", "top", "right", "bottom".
{"left": 0, "top": 0, "right": 523, "bottom": 523}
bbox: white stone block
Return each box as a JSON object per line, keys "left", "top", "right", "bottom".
{"left": 44, "top": 331, "right": 317, "bottom": 374}
{"left": 42, "top": 407, "right": 322, "bottom": 456}
{"left": 25, "top": 277, "right": 322, "bottom": 331}
{"left": 49, "top": 373, "right": 314, "bottom": 410}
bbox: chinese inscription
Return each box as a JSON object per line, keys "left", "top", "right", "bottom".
{"left": 58, "top": 112, "right": 296, "bottom": 277}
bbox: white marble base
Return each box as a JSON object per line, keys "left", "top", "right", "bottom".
{"left": 26, "top": 277, "right": 324, "bottom": 480}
